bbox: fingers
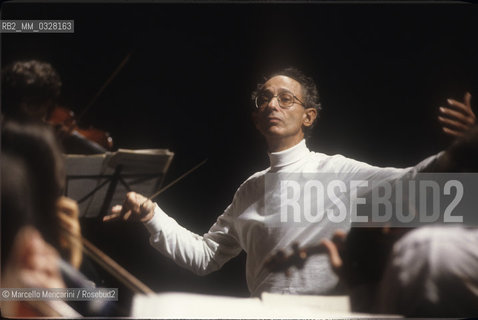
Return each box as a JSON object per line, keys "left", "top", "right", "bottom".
{"left": 445, "top": 98, "right": 473, "bottom": 116}
{"left": 103, "top": 192, "right": 141, "bottom": 223}
{"left": 331, "top": 229, "right": 347, "bottom": 242}
{"left": 123, "top": 209, "right": 132, "bottom": 221}
{"left": 102, "top": 205, "right": 122, "bottom": 222}
{"left": 103, "top": 192, "right": 155, "bottom": 223}
{"left": 57, "top": 197, "right": 81, "bottom": 243}
{"left": 102, "top": 213, "right": 120, "bottom": 222}
{"left": 57, "top": 212, "right": 83, "bottom": 268}
{"left": 57, "top": 205, "right": 81, "bottom": 235}
{"left": 57, "top": 196, "right": 79, "bottom": 219}
{"left": 317, "top": 229, "right": 347, "bottom": 277}
{"left": 138, "top": 198, "right": 156, "bottom": 222}
{"left": 442, "top": 92, "right": 475, "bottom": 122}
{"left": 440, "top": 106, "right": 475, "bottom": 126}
{"left": 320, "top": 238, "right": 343, "bottom": 271}
{"left": 442, "top": 126, "right": 465, "bottom": 138}
{"left": 120, "top": 192, "right": 141, "bottom": 221}
{"left": 58, "top": 215, "right": 81, "bottom": 236}
{"left": 438, "top": 115, "right": 470, "bottom": 132}
{"left": 55, "top": 197, "right": 83, "bottom": 268}
{"left": 464, "top": 91, "right": 472, "bottom": 109}
{"left": 439, "top": 93, "right": 476, "bottom": 138}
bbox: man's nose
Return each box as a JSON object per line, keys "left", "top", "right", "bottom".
{"left": 266, "top": 96, "right": 280, "bottom": 110}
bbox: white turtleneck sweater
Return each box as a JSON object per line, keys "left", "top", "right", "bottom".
{"left": 144, "top": 140, "right": 439, "bottom": 296}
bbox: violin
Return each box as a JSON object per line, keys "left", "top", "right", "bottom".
{"left": 46, "top": 53, "right": 133, "bottom": 152}
{"left": 48, "top": 105, "right": 113, "bottom": 151}
{"left": 264, "top": 242, "right": 327, "bottom": 276}
{"left": 264, "top": 227, "right": 411, "bottom": 282}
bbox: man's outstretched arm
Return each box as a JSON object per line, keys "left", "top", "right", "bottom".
{"left": 104, "top": 192, "right": 242, "bottom": 275}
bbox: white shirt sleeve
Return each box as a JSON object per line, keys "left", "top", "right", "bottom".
{"left": 331, "top": 152, "right": 444, "bottom": 182}
{"left": 143, "top": 203, "right": 242, "bottom": 276}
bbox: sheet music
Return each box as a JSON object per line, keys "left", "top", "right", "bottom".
{"left": 131, "top": 292, "right": 401, "bottom": 318}
{"left": 261, "top": 292, "right": 350, "bottom": 313}
{"left": 108, "top": 148, "right": 174, "bottom": 174}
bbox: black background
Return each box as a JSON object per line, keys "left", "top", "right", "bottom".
{"left": 2, "top": 1, "right": 478, "bottom": 298}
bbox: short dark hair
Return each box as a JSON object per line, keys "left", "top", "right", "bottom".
{"left": 251, "top": 67, "right": 322, "bottom": 136}
{"left": 1, "top": 60, "right": 62, "bottom": 119}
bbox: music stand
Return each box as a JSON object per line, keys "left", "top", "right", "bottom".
{"left": 64, "top": 149, "right": 174, "bottom": 218}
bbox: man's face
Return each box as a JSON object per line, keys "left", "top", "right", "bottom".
{"left": 253, "top": 75, "right": 315, "bottom": 144}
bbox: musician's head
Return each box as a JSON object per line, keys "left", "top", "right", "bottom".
{"left": 1, "top": 60, "right": 62, "bottom": 122}
{"left": 251, "top": 67, "right": 321, "bottom": 151}
{"left": 1, "top": 121, "right": 64, "bottom": 249}
{"left": 1, "top": 152, "right": 34, "bottom": 269}
{"left": 1, "top": 151, "right": 67, "bottom": 317}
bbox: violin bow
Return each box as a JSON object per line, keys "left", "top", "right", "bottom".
{"left": 60, "top": 225, "right": 154, "bottom": 294}
{"left": 76, "top": 51, "right": 133, "bottom": 124}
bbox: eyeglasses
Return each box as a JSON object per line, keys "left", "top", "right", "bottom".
{"left": 255, "top": 91, "right": 305, "bottom": 109}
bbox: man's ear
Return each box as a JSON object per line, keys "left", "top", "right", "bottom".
{"left": 303, "top": 108, "right": 317, "bottom": 128}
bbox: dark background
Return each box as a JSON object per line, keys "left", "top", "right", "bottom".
{"left": 2, "top": 1, "right": 478, "bottom": 299}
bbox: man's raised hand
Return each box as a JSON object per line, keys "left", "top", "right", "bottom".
{"left": 439, "top": 92, "right": 476, "bottom": 138}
